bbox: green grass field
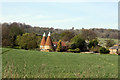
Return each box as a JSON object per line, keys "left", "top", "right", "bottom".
{"left": 2, "top": 48, "right": 118, "bottom": 78}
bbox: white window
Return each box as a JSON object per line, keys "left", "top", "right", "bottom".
{"left": 54, "top": 44, "right": 56, "bottom": 47}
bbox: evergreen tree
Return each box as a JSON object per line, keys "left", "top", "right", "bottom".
{"left": 56, "top": 40, "right": 62, "bottom": 52}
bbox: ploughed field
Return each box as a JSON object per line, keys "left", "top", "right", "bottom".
{"left": 2, "top": 48, "right": 118, "bottom": 78}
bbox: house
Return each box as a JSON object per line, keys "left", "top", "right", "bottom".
{"left": 109, "top": 44, "right": 120, "bottom": 55}
{"left": 53, "top": 41, "right": 67, "bottom": 50}
{"left": 40, "top": 32, "right": 68, "bottom": 52}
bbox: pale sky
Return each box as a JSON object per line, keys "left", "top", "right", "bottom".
{"left": 1, "top": 1, "right": 118, "bottom": 29}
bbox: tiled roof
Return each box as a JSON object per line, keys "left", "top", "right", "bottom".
{"left": 45, "top": 36, "right": 53, "bottom": 46}
{"left": 53, "top": 42, "right": 57, "bottom": 45}
{"left": 109, "top": 44, "right": 120, "bottom": 49}
{"left": 40, "top": 36, "right": 46, "bottom": 46}
{"left": 53, "top": 41, "right": 67, "bottom": 46}
{"left": 109, "top": 46, "right": 120, "bottom": 49}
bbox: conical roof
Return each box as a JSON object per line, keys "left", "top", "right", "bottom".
{"left": 45, "top": 32, "right": 53, "bottom": 46}
{"left": 40, "top": 32, "right": 46, "bottom": 46}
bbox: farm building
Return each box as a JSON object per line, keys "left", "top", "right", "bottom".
{"left": 40, "top": 32, "right": 67, "bottom": 52}
{"left": 109, "top": 44, "right": 120, "bottom": 54}
{"left": 53, "top": 41, "right": 67, "bottom": 50}
{"left": 40, "top": 32, "right": 46, "bottom": 51}
{"left": 40, "top": 32, "right": 54, "bottom": 52}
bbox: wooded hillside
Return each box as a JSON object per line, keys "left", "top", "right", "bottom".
{"left": 2, "top": 22, "right": 119, "bottom": 39}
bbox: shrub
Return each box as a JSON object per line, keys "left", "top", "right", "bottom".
{"left": 35, "top": 48, "right": 40, "bottom": 51}
{"left": 116, "top": 50, "right": 120, "bottom": 55}
{"left": 90, "top": 46, "right": 100, "bottom": 53}
{"left": 68, "top": 48, "right": 80, "bottom": 53}
{"left": 88, "top": 39, "right": 98, "bottom": 48}
{"left": 70, "top": 43, "right": 76, "bottom": 49}
{"left": 74, "top": 48, "right": 81, "bottom": 53}
{"left": 99, "top": 47, "right": 110, "bottom": 54}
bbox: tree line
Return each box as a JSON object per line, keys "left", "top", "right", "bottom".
{"left": 2, "top": 22, "right": 117, "bottom": 54}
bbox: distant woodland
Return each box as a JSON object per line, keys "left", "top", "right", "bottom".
{"left": 2, "top": 22, "right": 119, "bottom": 39}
